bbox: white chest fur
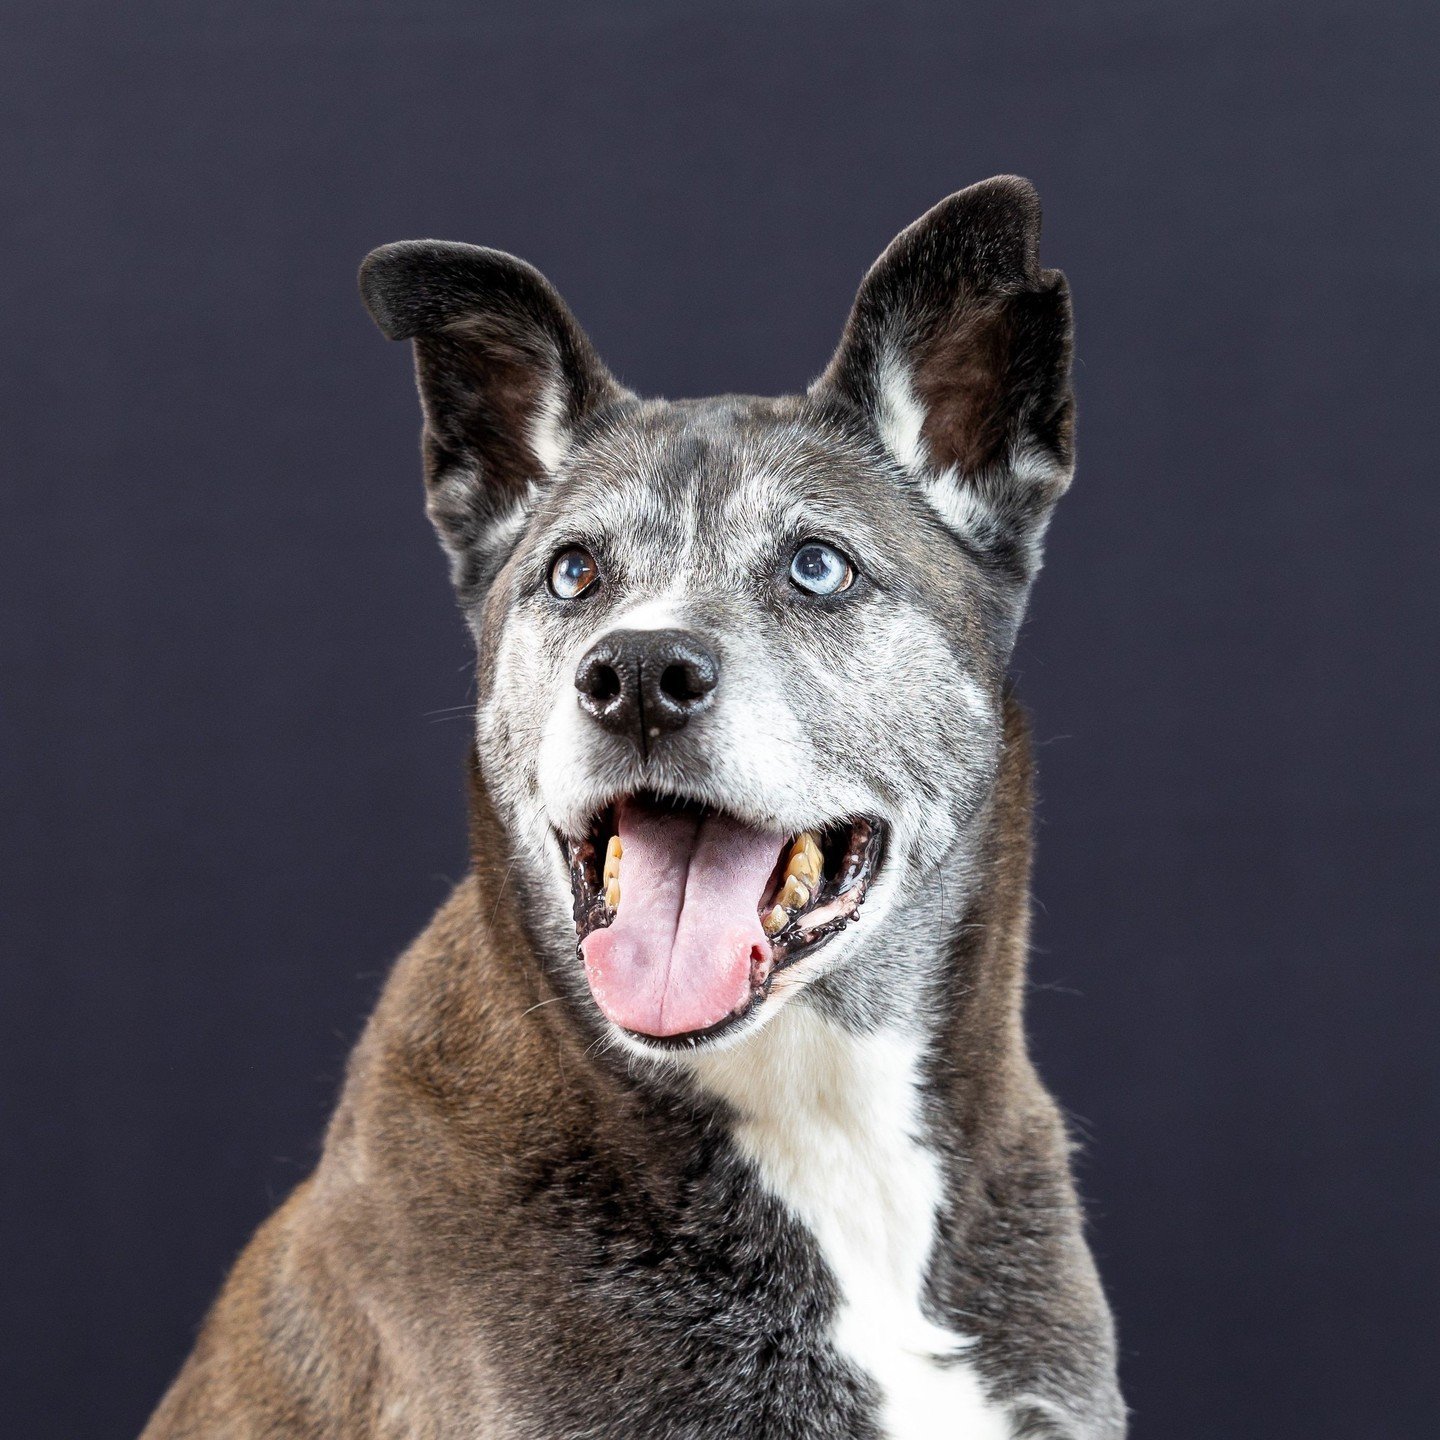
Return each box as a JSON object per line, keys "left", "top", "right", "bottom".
{"left": 690, "top": 1007, "right": 1012, "bottom": 1440}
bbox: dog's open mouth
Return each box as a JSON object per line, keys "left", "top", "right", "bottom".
{"left": 560, "top": 795, "right": 886, "bottom": 1045}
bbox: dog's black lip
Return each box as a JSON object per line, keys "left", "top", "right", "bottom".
{"left": 619, "top": 989, "right": 766, "bottom": 1050}
{"left": 763, "top": 815, "right": 886, "bottom": 960}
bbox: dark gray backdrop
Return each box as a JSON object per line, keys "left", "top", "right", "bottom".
{"left": 3, "top": 2, "right": 1437, "bottom": 1435}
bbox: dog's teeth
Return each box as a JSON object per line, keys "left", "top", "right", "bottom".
{"left": 605, "top": 878, "right": 621, "bottom": 909}
{"left": 777, "top": 875, "right": 810, "bottom": 911}
{"left": 762, "top": 904, "right": 789, "bottom": 936}
{"left": 786, "top": 836, "right": 821, "bottom": 885}
{"left": 603, "top": 835, "right": 622, "bottom": 885}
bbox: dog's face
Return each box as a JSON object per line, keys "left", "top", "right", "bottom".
{"left": 361, "top": 177, "right": 1073, "bottom": 1053}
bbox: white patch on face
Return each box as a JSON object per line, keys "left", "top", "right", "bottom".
{"left": 874, "top": 350, "right": 929, "bottom": 473}
{"left": 606, "top": 597, "right": 685, "bottom": 632}
{"left": 690, "top": 1007, "right": 1013, "bottom": 1440}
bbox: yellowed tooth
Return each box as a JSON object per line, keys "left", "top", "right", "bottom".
{"left": 605, "top": 878, "right": 621, "bottom": 909}
{"left": 801, "top": 831, "right": 822, "bottom": 867}
{"left": 778, "top": 875, "right": 810, "bottom": 911}
{"left": 603, "top": 835, "right": 622, "bottom": 885}
{"left": 786, "top": 844, "right": 821, "bottom": 885}
{"left": 762, "top": 904, "right": 789, "bottom": 936}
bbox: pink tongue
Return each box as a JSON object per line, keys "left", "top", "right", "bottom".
{"left": 580, "top": 800, "right": 785, "bottom": 1037}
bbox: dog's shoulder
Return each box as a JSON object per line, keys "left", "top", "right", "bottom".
{"left": 140, "top": 1179, "right": 393, "bottom": 1439}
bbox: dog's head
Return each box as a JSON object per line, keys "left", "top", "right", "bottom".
{"left": 361, "top": 176, "right": 1072, "bottom": 1054}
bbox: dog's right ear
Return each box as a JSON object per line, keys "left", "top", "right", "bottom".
{"left": 811, "top": 176, "right": 1073, "bottom": 579}
{"left": 359, "top": 242, "right": 629, "bottom": 579}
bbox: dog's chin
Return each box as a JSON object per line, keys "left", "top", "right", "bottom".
{"left": 557, "top": 792, "right": 887, "bottom": 1052}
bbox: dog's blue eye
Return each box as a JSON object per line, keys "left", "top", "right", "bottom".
{"left": 550, "top": 546, "right": 599, "bottom": 600}
{"left": 789, "top": 541, "right": 854, "bottom": 597}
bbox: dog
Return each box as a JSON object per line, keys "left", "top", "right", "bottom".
{"left": 142, "top": 175, "right": 1123, "bottom": 1439}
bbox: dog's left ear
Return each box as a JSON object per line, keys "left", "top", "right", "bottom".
{"left": 812, "top": 176, "right": 1073, "bottom": 575}
{"left": 360, "top": 241, "right": 630, "bottom": 587}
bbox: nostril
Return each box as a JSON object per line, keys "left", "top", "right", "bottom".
{"left": 588, "top": 663, "right": 621, "bottom": 702}
{"left": 658, "top": 647, "right": 718, "bottom": 707}
{"left": 659, "top": 662, "right": 699, "bottom": 704}
{"left": 652, "top": 636, "right": 719, "bottom": 716}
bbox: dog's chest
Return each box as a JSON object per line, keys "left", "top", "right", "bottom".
{"left": 690, "top": 1008, "right": 1011, "bottom": 1440}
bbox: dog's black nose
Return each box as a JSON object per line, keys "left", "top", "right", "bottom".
{"left": 575, "top": 628, "right": 718, "bottom": 748}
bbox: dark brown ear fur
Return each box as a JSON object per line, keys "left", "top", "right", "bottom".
{"left": 359, "top": 242, "right": 628, "bottom": 573}
{"left": 814, "top": 176, "right": 1074, "bottom": 570}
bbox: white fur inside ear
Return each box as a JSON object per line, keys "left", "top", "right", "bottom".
{"left": 923, "top": 467, "right": 1001, "bottom": 544}
{"left": 874, "top": 351, "right": 1002, "bottom": 548}
{"left": 1010, "top": 446, "right": 1071, "bottom": 495}
{"left": 870, "top": 347, "right": 1073, "bottom": 562}
{"left": 483, "top": 480, "right": 543, "bottom": 551}
{"left": 529, "top": 376, "right": 571, "bottom": 474}
{"left": 874, "top": 351, "right": 928, "bottom": 473}
{"left": 923, "top": 448, "right": 1070, "bottom": 560}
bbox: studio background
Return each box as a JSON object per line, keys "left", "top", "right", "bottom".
{"left": 3, "top": 2, "right": 1437, "bottom": 1435}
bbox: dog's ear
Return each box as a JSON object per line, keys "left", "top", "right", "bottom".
{"left": 360, "top": 241, "right": 629, "bottom": 577}
{"left": 812, "top": 176, "right": 1073, "bottom": 575}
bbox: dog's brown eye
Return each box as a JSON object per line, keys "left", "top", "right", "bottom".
{"left": 550, "top": 546, "right": 600, "bottom": 600}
